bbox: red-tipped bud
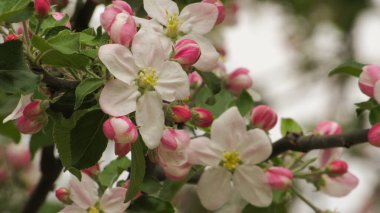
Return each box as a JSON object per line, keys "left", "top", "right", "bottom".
{"left": 170, "top": 104, "right": 192, "bottom": 123}
{"left": 327, "top": 160, "right": 348, "bottom": 176}
{"left": 55, "top": 187, "right": 72, "bottom": 204}
{"left": 4, "top": 34, "right": 19, "bottom": 42}
{"left": 100, "top": 0, "right": 134, "bottom": 32}
{"left": 369, "top": 123, "right": 380, "bottom": 147}
{"left": 16, "top": 115, "right": 44, "bottom": 134}
{"left": 23, "top": 100, "right": 48, "bottom": 120}
{"left": 109, "top": 13, "right": 137, "bottom": 47}
{"left": 226, "top": 68, "right": 253, "bottom": 95}
{"left": 314, "top": 121, "right": 342, "bottom": 136}
{"left": 174, "top": 39, "right": 201, "bottom": 66}
{"left": 250, "top": 105, "right": 277, "bottom": 131}
{"left": 103, "top": 116, "right": 138, "bottom": 144}
{"left": 266, "top": 167, "right": 293, "bottom": 191}
{"left": 188, "top": 71, "right": 203, "bottom": 88}
{"left": 160, "top": 128, "right": 190, "bottom": 152}
{"left": 202, "top": 0, "right": 226, "bottom": 25}
{"left": 358, "top": 65, "right": 380, "bottom": 98}
{"left": 34, "top": 0, "right": 50, "bottom": 17}
{"left": 81, "top": 163, "right": 100, "bottom": 177}
{"left": 5, "top": 144, "right": 31, "bottom": 169}
{"left": 114, "top": 142, "right": 131, "bottom": 157}
{"left": 191, "top": 108, "right": 213, "bottom": 128}
{"left": 52, "top": 12, "right": 71, "bottom": 29}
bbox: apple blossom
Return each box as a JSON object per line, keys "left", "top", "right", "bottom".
{"left": 174, "top": 38, "right": 201, "bottom": 66}
{"left": 114, "top": 142, "right": 131, "bottom": 157}
{"left": 226, "top": 68, "right": 253, "bottom": 95}
{"left": 51, "top": 12, "right": 71, "bottom": 29}
{"left": 157, "top": 128, "right": 190, "bottom": 166}
{"left": 109, "top": 13, "right": 137, "bottom": 47}
{"left": 34, "top": 0, "right": 50, "bottom": 17}
{"left": 6, "top": 143, "right": 31, "bottom": 169}
{"left": 102, "top": 116, "right": 138, "bottom": 144}
{"left": 250, "top": 105, "right": 278, "bottom": 131}
{"left": 187, "top": 107, "right": 273, "bottom": 210}
{"left": 327, "top": 160, "right": 348, "bottom": 176}
{"left": 55, "top": 187, "right": 72, "bottom": 204}
{"left": 358, "top": 65, "right": 380, "bottom": 100}
{"left": 202, "top": 0, "right": 226, "bottom": 25}
{"left": 98, "top": 30, "right": 189, "bottom": 149}
{"left": 191, "top": 107, "right": 213, "bottom": 128}
{"left": 170, "top": 104, "right": 192, "bottom": 123}
{"left": 266, "top": 167, "right": 293, "bottom": 191}
{"left": 100, "top": 0, "right": 134, "bottom": 32}
{"left": 368, "top": 123, "right": 380, "bottom": 147}
{"left": 188, "top": 71, "right": 203, "bottom": 87}
{"left": 314, "top": 121, "right": 342, "bottom": 135}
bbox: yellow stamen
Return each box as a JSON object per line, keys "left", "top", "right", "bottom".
{"left": 88, "top": 207, "right": 100, "bottom": 213}
{"left": 138, "top": 67, "right": 158, "bottom": 89}
{"left": 222, "top": 151, "right": 241, "bottom": 172}
{"left": 165, "top": 11, "right": 179, "bottom": 39}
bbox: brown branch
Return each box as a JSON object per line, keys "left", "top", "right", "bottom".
{"left": 72, "top": 0, "right": 99, "bottom": 31}
{"left": 22, "top": 146, "right": 63, "bottom": 213}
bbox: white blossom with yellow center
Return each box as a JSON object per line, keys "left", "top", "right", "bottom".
{"left": 186, "top": 107, "right": 274, "bottom": 211}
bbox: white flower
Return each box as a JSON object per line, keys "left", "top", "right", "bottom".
{"left": 98, "top": 29, "right": 189, "bottom": 149}
{"left": 3, "top": 93, "right": 32, "bottom": 123}
{"left": 187, "top": 107, "right": 273, "bottom": 210}
{"left": 142, "top": 0, "right": 220, "bottom": 71}
{"left": 60, "top": 173, "right": 128, "bottom": 213}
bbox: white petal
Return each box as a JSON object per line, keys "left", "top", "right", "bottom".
{"left": 100, "top": 187, "right": 129, "bottom": 213}
{"left": 69, "top": 173, "right": 99, "bottom": 209}
{"left": 238, "top": 129, "right": 272, "bottom": 164}
{"left": 98, "top": 44, "right": 138, "bottom": 85}
{"left": 185, "top": 34, "right": 219, "bottom": 71}
{"left": 197, "top": 167, "right": 232, "bottom": 210}
{"left": 187, "top": 137, "right": 221, "bottom": 166}
{"left": 143, "top": 0, "right": 179, "bottom": 26}
{"left": 59, "top": 205, "right": 87, "bottom": 213}
{"left": 136, "top": 92, "right": 164, "bottom": 149}
{"left": 131, "top": 29, "right": 167, "bottom": 68}
{"left": 318, "top": 148, "right": 343, "bottom": 167}
{"left": 211, "top": 107, "right": 247, "bottom": 151}
{"left": 3, "top": 94, "right": 32, "bottom": 123}
{"left": 321, "top": 172, "right": 359, "bottom": 197}
{"left": 374, "top": 81, "right": 380, "bottom": 104}
{"left": 99, "top": 79, "right": 140, "bottom": 116}
{"left": 155, "top": 61, "right": 190, "bottom": 101}
{"left": 179, "top": 3, "right": 218, "bottom": 35}
{"left": 233, "top": 165, "right": 273, "bottom": 207}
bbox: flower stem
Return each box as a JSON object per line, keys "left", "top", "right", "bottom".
{"left": 22, "top": 21, "right": 30, "bottom": 45}
{"left": 292, "top": 187, "right": 323, "bottom": 213}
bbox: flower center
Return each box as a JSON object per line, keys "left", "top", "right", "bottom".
{"left": 88, "top": 207, "right": 100, "bottom": 213}
{"left": 222, "top": 151, "right": 241, "bottom": 172}
{"left": 138, "top": 67, "right": 158, "bottom": 89}
{"left": 165, "top": 12, "right": 179, "bottom": 39}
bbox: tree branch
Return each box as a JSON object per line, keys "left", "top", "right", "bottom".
{"left": 22, "top": 146, "right": 62, "bottom": 213}
{"left": 72, "top": 0, "right": 98, "bottom": 31}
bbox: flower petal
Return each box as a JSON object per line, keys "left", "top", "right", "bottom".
{"left": 184, "top": 34, "right": 219, "bottom": 71}
{"left": 98, "top": 44, "right": 138, "bottom": 84}
{"left": 187, "top": 137, "right": 221, "bottom": 166}
{"left": 319, "top": 148, "right": 343, "bottom": 167}
{"left": 136, "top": 92, "right": 164, "bottom": 149}
{"left": 99, "top": 79, "right": 140, "bottom": 116}
{"left": 374, "top": 81, "right": 380, "bottom": 104}
{"left": 155, "top": 61, "right": 190, "bottom": 101}
{"left": 100, "top": 187, "right": 129, "bottom": 213}
{"left": 59, "top": 205, "right": 87, "bottom": 213}
{"left": 143, "top": 0, "right": 179, "bottom": 26}
{"left": 3, "top": 94, "right": 32, "bottom": 123}
{"left": 179, "top": 3, "right": 218, "bottom": 35}
{"left": 69, "top": 173, "right": 99, "bottom": 209}
{"left": 197, "top": 167, "right": 232, "bottom": 210}
{"left": 238, "top": 129, "right": 272, "bottom": 164}
{"left": 211, "top": 107, "right": 247, "bottom": 151}
{"left": 131, "top": 29, "right": 168, "bottom": 68}
{"left": 233, "top": 165, "right": 273, "bottom": 207}
{"left": 321, "top": 172, "right": 359, "bottom": 197}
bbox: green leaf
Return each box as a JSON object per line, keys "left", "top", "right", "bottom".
{"left": 29, "top": 120, "right": 54, "bottom": 158}
{"left": 0, "top": 117, "right": 21, "bottom": 142}
{"left": 141, "top": 176, "right": 162, "bottom": 194}
{"left": 125, "top": 138, "right": 146, "bottom": 202}
{"left": 70, "top": 110, "right": 108, "bottom": 169}
{"left": 68, "top": 167, "right": 82, "bottom": 180}
{"left": 29, "top": 14, "right": 70, "bottom": 35}
{"left": 198, "top": 72, "right": 222, "bottom": 94}
{"left": 128, "top": 196, "right": 174, "bottom": 213}
{"left": 234, "top": 90, "right": 255, "bottom": 116}
{"left": 0, "top": 40, "right": 39, "bottom": 94}
{"left": 99, "top": 157, "right": 131, "bottom": 187}
{"left": 74, "top": 78, "right": 104, "bottom": 110}
{"left": 370, "top": 106, "right": 380, "bottom": 125}
{"left": 280, "top": 118, "right": 303, "bottom": 136}
{"left": 195, "top": 88, "right": 234, "bottom": 118}
{"left": 0, "top": 0, "right": 32, "bottom": 23}
{"left": 328, "top": 62, "right": 365, "bottom": 77}
{"left": 39, "top": 50, "right": 90, "bottom": 69}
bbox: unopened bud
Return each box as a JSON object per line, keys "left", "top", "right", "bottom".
{"left": 55, "top": 187, "right": 72, "bottom": 204}
{"left": 188, "top": 71, "right": 203, "bottom": 88}
{"left": 327, "top": 160, "right": 348, "bottom": 176}
{"left": 162, "top": 163, "right": 192, "bottom": 181}
{"left": 160, "top": 128, "right": 190, "bottom": 151}
{"left": 314, "top": 121, "right": 342, "bottom": 135}
{"left": 266, "top": 167, "right": 293, "bottom": 191}
{"left": 358, "top": 65, "right": 380, "bottom": 98}
{"left": 226, "top": 68, "right": 253, "bottom": 95}
{"left": 16, "top": 115, "right": 44, "bottom": 134}
{"left": 4, "top": 34, "right": 19, "bottom": 42}
{"left": 108, "top": 13, "right": 137, "bottom": 47}
{"left": 100, "top": 0, "right": 134, "bottom": 32}
{"left": 34, "top": 0, "right": 50, "bottom": 17}
{"left": 170, "top": 104, "right": 192, "bottom": 123}
{"left": 103, "top": 116, "right": 138, "bottom": 144}
{"left": 369, "top": 123, "right": 380, "bottom": 147}
{"left": 81, "top": 163, "right": 100, "bottom": 177}
{"left": 202, "top": 0, "right": 226, "bottom": 25}
{"left": 191, "top": 108, "right": 213, "bottom": 128}
{"left": 23, "top": 100, "right": 48, "bottom": 120}
{"left": 250, "top": 105, "right": 277, "bottom": 131}
{"left": 114, "top": 142, "right": 131, "bottom": 157}
{"left": 174, "top": 39, "right": 201, "bottom": 66}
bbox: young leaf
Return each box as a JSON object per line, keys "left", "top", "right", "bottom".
{"left": 280, "top": 118, "right": 303, "bottom": 136}
{"left": 0, "top": 0, "right": 31, "bottom": 22}
{"left": 74, "top": 78, "right": 104, "bottom": 110}
{"left": 140, "top": 176, "right": 162, "bottom": 194}
{"left": 370, "top": 106, "right": 380, "bottom": 125}
{"left": 99, "top": 157, "right": 131, "bottom": 187}
{"left": 198, "top": 72, "right": 222, "bottom": 94}
{"left": 234, "top": 90, "right": 255, "bottom": 116}
{"left": 328, "top": 62, "right": 365, "bottom": 77}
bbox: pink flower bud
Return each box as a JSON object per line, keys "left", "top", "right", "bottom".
{"left": 314, "top": 121, "right": 342, "bottom": 135}
{"left": 162, "top": 163, "right": 192, "bottom": 181}
{"left": 16, "top": 115, "right": 44, "bottom": 134}
{"left": 174, "top": 39, "right": 201, "bottom": 66}
{"left": 52, "top": 12, "right": 71, "bottom": 29}
{"left": 188, "top": 71, "right": 203, "bottom": 87}
{"left": 170, "top": 104, "right": 192, "bottom": 123}
{"left": 34, "top": 0, "right": 50, "bottom": 17}
{"left": 81, "top": 163, "right": 100, "bottom": 177}
{"left": 100, "top": 0, "right": 134, "bottom": 32}
{"left": 327, "top": 160, "right": 348, "bottom": 176}
{"left": 160, "top": 129, "right": 190, "bottom": 152}
{"left": 109, "top": 13, "right": 137, "bottom": 47}
{"left": 191, "top": 108, "right": 213, "bottom": 128}
{"left": 266, "top": 167, "right": 293, "bottom": 191}
{"left": 202, "top": 0, "right": 226, "bottom": 25}
{"left": 226, "top": 68, "right": 253, "bottom": 95}
{"left": 250, "top": 105, "right": 277, "bottom": 131}
{"left": 6, "top": 144, "right": 31, "bottom": 169}
{"left": 102, "top": 116, "right": 138, "bottom": 144}
{"left": 358, "top": 65, "right": 380, "bottom": 98}
{"left": 368, "top": 123, "right": 380, "bottom": 147}
{"left": 114, "top": 142, "right": 131, "bottom": 157}
{"left": 23, "top": 100, "right": 47, "bottom": 120}
{"left": 4, "top": 34, "right": 19, "bottom": 42}
{"left": 55, "top": 187, "right": 72, "bottom": 204}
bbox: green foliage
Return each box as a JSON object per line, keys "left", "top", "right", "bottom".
{"left": 99, "top": 157, "right": 131, "bottom": 187}
{"left": 328, "top": 62, "right": 365, "bottom": 77}
{"left": 355, "top": 99, "right": 377, "bottom": 116}
{"left": 280, "top": 118, "right": 303, "bottom": 136}
{"left": 242, "top": 202, "right": 287, "bottom": 213}
{"left": 369, "top": 106, "right": 380, "bottom": 125}
{"left": 141, "top": 176, "right": 162, "bottom": 194}
{"left": 74, "top": 78, "right": 104, "bottom": 109}
{"left": 29, "top": 14, "right": 71, "bottom": 35}
{"left": 29, "top": 119, "right": 54, "bottom": 158}
{"left": 232, "top": 90, "right": 255, "bottom": 116}
{"left": 198, "top": 71, "right": 222, "bottom": 94}
{"left": 128, "top": 196, "right": 175, "bottom": 213}
{"left": 0, "top": 118, "right": 21, "bottom": 142}
{"left": 0, "top": 0, "right": 33, "bottom": 23}
{"left": 194, "top": 87, "right": 234, "bottom": 118}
